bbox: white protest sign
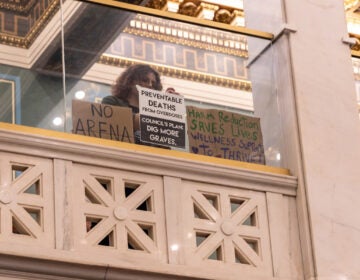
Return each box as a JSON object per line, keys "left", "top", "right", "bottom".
{"left": 137, "top": 85, "right": 186, "bottom": 148}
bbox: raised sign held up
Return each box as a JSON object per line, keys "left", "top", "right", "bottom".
{"left": 186, "top": 106, "right": 266, "bottom": 165}
{"left": 72, "top": 99, "right": 134, "bottom": 143}
{"left": 138, "top": 86, "right": 186, "bottom": 149}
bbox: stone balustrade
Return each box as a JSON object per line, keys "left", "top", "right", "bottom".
{"left": 0, "top": 123, "right": 302, "bottom": 280}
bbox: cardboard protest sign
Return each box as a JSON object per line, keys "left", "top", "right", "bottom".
{"left": 72, "top": 99, "right": 134, "bottom": 143}
{"left": 138, "top": 86, "right": 186, "bottom": 148}
{"left": 186, "top": 106, "right": 265, "bottom": 164}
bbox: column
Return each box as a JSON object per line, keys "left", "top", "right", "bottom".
{"left": 245, "top": 0, "right": 360, "bottom": 279}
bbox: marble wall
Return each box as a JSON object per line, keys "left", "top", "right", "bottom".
{"left": 246, "top": 0, "right": 360, "bottom": 279}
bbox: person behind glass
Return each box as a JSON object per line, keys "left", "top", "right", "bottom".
{"left": 101, "top": 64, "right": 177, "bottom": 145}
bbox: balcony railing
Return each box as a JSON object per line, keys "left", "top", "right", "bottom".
{"left": 0, "top": 122, "right": 302, "bottom": 280}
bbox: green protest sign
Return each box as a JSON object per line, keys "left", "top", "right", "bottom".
{"left": 186, "top": 106, "right": 265, "bottom": 164}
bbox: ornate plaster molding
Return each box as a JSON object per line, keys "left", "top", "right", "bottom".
{"left": 0, "top": 0, "right": 60, "bottom": 48}
{"left": 98, "top": 55, "right": 252, "bottom": 91}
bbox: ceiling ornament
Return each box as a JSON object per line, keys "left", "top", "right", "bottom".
{"left": 349, "top": 33, "right": 360, "bottom": 53}
{"left": 146, "top": 0, "right": 245, "bottom": 26}
{"left": 345, "top": 0, "right": 360, "bottom": 10}
{"left": 125, "top": 14, "right": 248, "bottom": 57}
{"left": 179, "top": 1, "right": 202, "bottom": 17}
{"left": 0, "top": 0, "right": 59, "bottom": 48}
{"left": 0, "top": 0, "right": 36, "bottom": 13}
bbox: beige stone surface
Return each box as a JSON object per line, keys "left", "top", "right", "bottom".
{"left": 0, "top": 125, "right": 301, "bottom": 279}
{"left": 246, "top": 0, "right": 360, "bottom": 279}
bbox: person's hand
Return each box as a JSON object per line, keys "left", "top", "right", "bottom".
{"left": 165, "top": 87, "right": 179, "bottom": 95}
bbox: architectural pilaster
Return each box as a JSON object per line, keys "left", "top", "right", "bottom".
{"left": 246, "top": 0, "right": 360, "bottom": 279}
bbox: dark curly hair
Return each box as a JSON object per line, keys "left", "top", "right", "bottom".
{"left": 111, "top": 64, "right": 163, "bottom": 101}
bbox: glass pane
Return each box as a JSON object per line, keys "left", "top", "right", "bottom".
{"left": 0, "top": 78, "right": 16, "bottom": 123}
{"left": 63, "top": 1, "right": 277, "bottom": 164}
{"left": 0, "top": 0, "right": 288, "bottom": 168}
{"left": 0, "top": 0, "right": 65, "bottom": 131}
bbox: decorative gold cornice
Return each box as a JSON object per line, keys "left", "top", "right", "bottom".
{"left": 0, "top": 0, "right": 60, "bottom": 48}
{"left": 146, "top": 0, "right": 167, "bottom": 10}
{"left": 125, "top": 14, "right": 248, "bottom": 57}
{"left": 214, "top": 9, "right": 233, "bottom": 24}
{"left": 0, "top": 0, "right": 36, "bottom": 14}
{"left": 81, "top": 0, "right": 273, "bottom": 40}
{"left": 351, "top": 55, "right": 360, "bottom": 82}
{"left": 178, "top": 1, "right": 202, "bottom": 17}
{"left": 146, "top": 0, "right": 244, "bottom": 25}
{"left": 345, "top": 0, "right": 360, "bottom": 10}
{"left": 124, "top": 27, "right": 248, "bottom": 57}
{"left": 99, "top": 55, "right": 252, "bottom": 91}
{"left": 351, "top": 49, "right": 360, "bottom": 61}
{"left": 349, "top": 33, "right": 360, "bottom": 56}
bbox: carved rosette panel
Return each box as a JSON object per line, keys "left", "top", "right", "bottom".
{"left": 72, "top": 164, "right": 167, "bottom": 262}
{"left": 182, "top": 180, "right": 272, "bottom": 275}
{"left": 0, "top": 152, "right": 54, "bottom": 247}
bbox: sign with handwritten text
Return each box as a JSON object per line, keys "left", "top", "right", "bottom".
{"left": 186, "top": 106, "right": 265, "bottom": 164}
{"left": 138, "top": 86, "right": 186, "bottom": 148}
{"left": 72, "top": 99, "right": 134, "bottom": 143}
